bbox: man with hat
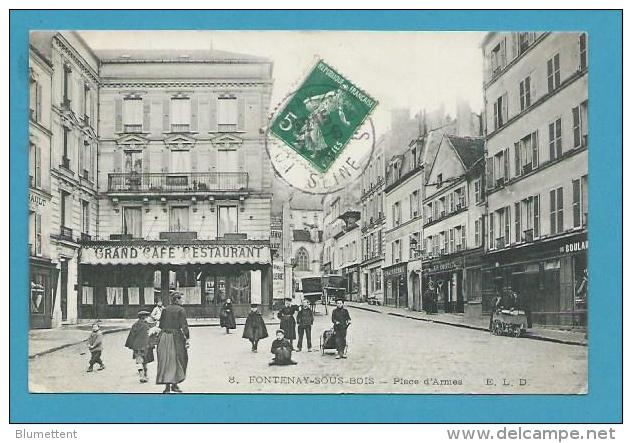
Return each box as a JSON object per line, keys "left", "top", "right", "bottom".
{"left": 276, "top": 298, "right": 299, "bottom": 347}
{"left": 124, "top": 310, "right": 155, "bottom": 383}
{"left": 331, "top": 297, "right": 351, "bottom": 359}
{"left": 242, "top": 303, "right": 269, "bottom": 352}
{"left": 269, "top": 329, "right": 297, "bottom": 366}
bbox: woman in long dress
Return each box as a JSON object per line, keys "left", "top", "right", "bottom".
{"left": 155, "top": 292, "right": 189, "bottom": 394}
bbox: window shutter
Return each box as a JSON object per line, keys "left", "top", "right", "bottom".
{"left": 514, "top": 202, "right": 521, "bottom": 242}
{"left": 503, "top": 148, "right": 509, "bottom": 179}
{"left": 78, "top": 80, "right": 84, "bottom": 116}
{"left": 501, "top": 93, "right": 508, "bottom": 123}
{"left": 112, "top": 149, "right": 122, "bottom": 173}
{"left": 162, "top": 98, "right": 170, "bottom": 132}
{"left": 485, "top": 157, "right": 493, "bottom": 189}
{"left": 237, "top": 96, "right": 246, "bottom": 131}
{"left": 114, "top": 97, "right": 123, "bottom": 132}
{"left": 514, "top": 142, "right": 521, "bottom": 177}
{"left": 36, "top": 84, "right": 43, "bottom": 122}
{"left": 143, "top": 99, "right": 151, "bottom": 133}
{"left": 190, "top": 97, "right": 198, "bottom": 132}
{"left": 143, "top": 148, "right": 151, "bottom": 174}
{"left": 35, "top": 143, "right": 41, "bottom": 187}
{"left": 190, "top": 148, "right": 198, "bottom": 172}
{"left": 531, "top": 131, "right": 539, "bottom": 168}
{"left": 533, "top": 195, "right": 540, "bottom": 237}
{"left": 209, "top": 93, "right": 218, "bottom": 132}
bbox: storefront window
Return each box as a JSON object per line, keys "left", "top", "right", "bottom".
{"left": 128, "top": 287, "right": 140, "bottom": 305}
{"left": 106, "top": 287, "right": 124, "bottom": 305}
{"left": 30, "top": 274, "right": 47, "bottom": 314}
{"left": 81, "top": 286, "right": 94, "bottom": 305}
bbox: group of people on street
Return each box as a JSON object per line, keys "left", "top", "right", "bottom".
{"left": 85, "top": 293, "right": 352, "bottom": 392}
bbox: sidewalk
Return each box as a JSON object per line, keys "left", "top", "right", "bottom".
{"left": 346, "top": 302, "right": 587, "bottom": 346}
{"left": 29, "top": 316, "right": 281, "bottom": 359}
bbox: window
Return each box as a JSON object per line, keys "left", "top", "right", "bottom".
{"left": 449, "top": 228, "right": 455, "bottom": 253}
{"left": 218, "top": 148, "right": 239, "bottom": 173}
{"left": 534, "top": 194, "right": 541, "bottom": 237}
{"left": 393, "top": 201, "right": 401, "bottom": 226}
{"left": 494, "top": 149, "right": 508, "bottom": 186}
{"left": 375, "top": 270, "right": 382, "bottom": 291}
{"left": 548, "top": 118, "right": 563, "bottom": 161}
{"left": 409, "top": 232, "right": 420, "bottom": 258}
{"left": 123, "top": 207, "right": 142, "bottom": 238}
{"left": 170, "top": 206, "right": 190, "bottom": 232}
{"left": 579, "top": 33, "right": 587, "bottom": 70}
{"left": 171, "top": 97, "right": 191, "bottom": 132}
{"left": 29, "top": 143, "right": 41, "bottom": 188}
{"left": 514, "top": 202, "right": 521, "bottom": 243}
{"left": 296, "top": 247, "right": 310, "bottom": 271}
{"left": 547, "top": 53, "right": 561, "bottom": 93}
{"left": 218, "top": 97, "right": 238, "bottom": 132}
{"left": 63, "top": 65, "right": 71, "bottom": 104}
{"left": 123, "top": 98, "right": 143, "bottom": 133}
{"left": 459, "top": 225, "right": 466, "bottom": 250}
{"left": 30, "top": 212, "right": 42, "bottom": 256}
{"left": 62, "top": 127, "right": 70, "bottom": 169}
{"left": 456, "top": 187, "right": 466, "bottom": 209}
{"left": 493, "top": 93, "right": 508, "bottom": 130}
{"left": 124, "top": 150, "right": 143, "bottom": 174}
{"left": 474, "top": 178, "right": 482, "bottom": 203}
{"left": 515, "top": 131, "right": 539, "bottom": 176}
{"left": 572, "top": 101, "right": 588, "bottom": 148}
{"left": 392, "top": 240, "right": 401, "bottom": 263}
{"left": 79, "top": 141, "right": 92, "bottom": 179}
{"left": 474, "top": 218, "right": 482, "bottom": 246}
{"left": 410, "top": 190, "right": 420, "bottom": 218}
{"left": 550, "top": 187, "right": 564, "bottom": 234}
{"left": 29, "top": 77, "right": 41, "bottom": 122}
{"left": 437, "top": 173, "right": 443, "bottom": 188}
{"left": 490, "top": 39, "right": 506, "bottom": 75}
{"left": 442, "top": 231, "right": 448, "bottom": 254}
{"left": 504, "top": 207, "right": 511, "bottom": 246}
{"left": 60, "top": 191, "right": 71, "bottom": 229}
{"left": 81, "top": 200, "right": 89, "bottom": 235}
{"left": 433, "top": 235, "right": 439, "bottom": 255}
{"left": 83, "top": 85, "right": 90, "bottom": 119}
{"left": 218, "top": 205, "right": 238, "bottom": 237}
{"left": 519, "top": 76, "right": 532, "bottom": 111}
{"left": 518, "top": 32, "right": 535, "bottom": 54}
{"left": 573, "top": 176, "right": 588, "bottom": 228}
{"left": 170, "top": 149, "right": 190, "bottom": 173}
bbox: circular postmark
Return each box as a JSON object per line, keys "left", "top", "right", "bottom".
{"left": 265, "top": 86, "right": 376, "bottom": 196}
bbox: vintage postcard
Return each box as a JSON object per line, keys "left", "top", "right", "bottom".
{"left": 26, "top": 30, "right": 588, "bottom": 395}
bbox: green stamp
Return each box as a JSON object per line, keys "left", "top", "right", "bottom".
{"left": 270, "top": 60, "right": 378, "bottom": 173}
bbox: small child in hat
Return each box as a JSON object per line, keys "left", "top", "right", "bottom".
{"left": 269, "top": 329, "right": 297, "bottom": 366}
{"left": 242, "top": 303, "right": 268, "bottom": 352}
{"left": 86, "top": 322, "right": 105, "bottom": 372}
{"left": 124, "top": 310, "right": 154, "bottom": 383}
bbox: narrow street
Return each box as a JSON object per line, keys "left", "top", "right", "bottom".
{"left": 29, "top": 307, "right": 587, "bottom": 394}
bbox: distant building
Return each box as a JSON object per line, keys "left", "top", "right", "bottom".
{"left": 481, "top": 32, "right": 588, "bottom": 328}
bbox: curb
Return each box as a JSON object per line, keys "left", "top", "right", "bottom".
{"left": 29, "top": 320, "right": 282, "bottom": 359}
{"left": 347, "top": 305, "right": 587, "bottom": 347}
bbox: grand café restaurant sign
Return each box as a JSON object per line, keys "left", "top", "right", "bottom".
{"left": 81, "top": 243, "right": 271, "bottom": 266}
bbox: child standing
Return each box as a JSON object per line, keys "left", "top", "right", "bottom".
{"left": 124, "top": 310, "right": 155, "bottom": 383}
{"left": 242, "top": 303, "right": 268, "bottom": 352}
{"left": 86, "top": 323, "right": 105, "bottom": 372}
{"left": 269, "top": 329, "right": 297, "bottom": 366}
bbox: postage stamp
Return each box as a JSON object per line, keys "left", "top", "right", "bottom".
{"left": 270, "top": 60, "right": 378, "bottom": 173}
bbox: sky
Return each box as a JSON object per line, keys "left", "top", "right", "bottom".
{"left": 79, "top": 31, "right": 486, "bottom": 136}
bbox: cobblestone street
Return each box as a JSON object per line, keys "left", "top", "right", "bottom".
{"left": 29, "top": 307, "right": 587, "bottom": 394}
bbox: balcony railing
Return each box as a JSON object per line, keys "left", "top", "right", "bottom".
{"left": 60, "top": 226, "right": 73, "bottom": 242}
{"left": 495, "top": 237, "right": 506, "bottom": 249}
{"left": 108, "top": 172, "right": 249, "bottom": 193}
{"left": 124, "top": 124, "right": 143, "bottom": 133}
{"left": 523, "top": 229, "right": 534, "bottom": 243}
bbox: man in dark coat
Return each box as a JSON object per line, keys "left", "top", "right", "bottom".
{"left": 220, "top": 298, "right": 237, "bottom": 334}
{"left": 277, "top": 298, "right": 298, "bottom": 345}
{"left": 296, "top": 299, "right": 314, "bottom": 352}
{"left": 331, "top": 297, "right": 351, "bottom": 359}
{"left": 125, "top": 310, "right": 154, "bottom": 383}
{"left": 242, "top": 303, "right": 269, "bottom": 352}
{"left": 156, "top": 292, "right": 189, "bottom": 394}
{"left": 269, "top": 329, "right": 297, "bottom": 366}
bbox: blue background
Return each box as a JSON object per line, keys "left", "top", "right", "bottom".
{"left": 9, "top": 10, "right": 622, "bottom": 423}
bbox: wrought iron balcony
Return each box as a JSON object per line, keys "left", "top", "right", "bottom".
{"left": 107, "top": 172, "right": 249, "bottom": 194}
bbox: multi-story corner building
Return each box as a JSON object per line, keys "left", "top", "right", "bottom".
{"left": 287, "top": 202, "right": 324, "bottom": 291}
{"left": 421, "top": 134, "right": 485, "bottom": 317}
{"left": 29, "top": 40, "right": 55, "bottom": 328}
{"left": 30, "top": 32, "right": 100, "bottom": 327}
{"left": 481, "top": 32, "right": 588, "bottom": 328}
{"left": 84, "top": 47, "right": 274, "bottom": 319}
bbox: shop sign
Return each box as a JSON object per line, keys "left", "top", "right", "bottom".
{"left": 383, "top": 263, "right": 406, "bottom": 277}
{"left": 81, "top": 244, "right": 271, "bottom": 265}
{"left": 560, "top": 240, "right": 588, "bottom": 254}
{"left": 29, "top": 192, "right": 48, "bottom": 208}
{"left": 424, "top": 257, "right": 463, "bottom": 274}
{"left": 272, "top": 259, "right": 285, "bottom": 295}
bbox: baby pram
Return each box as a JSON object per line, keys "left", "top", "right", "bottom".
{"left": 490, "top": 309, "right": 528, "bottom": 337}
{"left": 320, "top": 328, "right": 348, "bottom": 356}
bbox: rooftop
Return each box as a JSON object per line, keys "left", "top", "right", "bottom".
{"left": 95, "top": 48, "right": 271, "bottom": 64}
{"left": 445, "top": 135, "right": 485, "bottom": 169}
